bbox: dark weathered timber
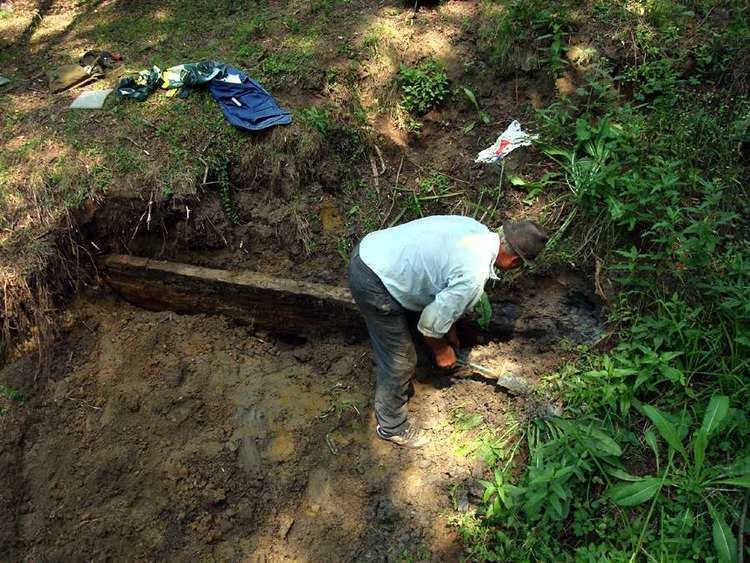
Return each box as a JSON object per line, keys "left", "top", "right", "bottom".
{"left": 99, "top": 255, "right": 519, "bottom": 340}
{"left": 100, "top": 255, "right": 366, "bottom": 337}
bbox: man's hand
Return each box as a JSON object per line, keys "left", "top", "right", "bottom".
{"left": 424, "top": 336, "right": 457, "bottom": 369}
{"left": 433, "top": 343, "right": 457, "bottom": 368}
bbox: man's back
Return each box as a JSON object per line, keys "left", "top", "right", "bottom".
{"left": 358, "top": 215, "right": 499, "bottom": 314}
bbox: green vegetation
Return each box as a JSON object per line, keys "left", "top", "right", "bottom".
{"left": 457, "top": 0, "right": 750, "bottom": 560}
{"left": 300, "top": 106, "right": 333, "bottom": 135}
{"left": 479, "top": 0, "right": 573, "bottom": 76}
{"left": 398, "top": 59, "right": 450, "bottom": 115}
{"left": 0, "top": 386, "right": 24, "bottom": 402}
{"left": 0, "top": 385, "right": 25, "bottom": 415}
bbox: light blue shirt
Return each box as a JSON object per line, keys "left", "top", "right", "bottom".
{"left": 359, "top": 216, "right": 500, "bottom": 338}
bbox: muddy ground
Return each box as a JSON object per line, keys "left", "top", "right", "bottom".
{"left": 0, "top": 266, "right": 601, "bottom": 561}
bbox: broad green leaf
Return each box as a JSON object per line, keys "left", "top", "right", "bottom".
{"left": 551, "top": 481, "right": 567, "bottom": 499}
{"left": 713, "top": 474, "right": 750, "bottom": 488}
{"left": 660, "top": 365, "right": 685, "bottom": 384}
{"left": 473, "top": 293, "right": 492, "bottom": 330}
{"left": 550, "top": 494, "right": 563, "bottom": 519}
{"left": 575, "top": 118, "right": 591, "bottom": 142}
{"left": 509, "top": 175, "right": 527, "bottom": 186}
{"left": 605, "top": 467, "right": 644, "bottom": 482}
{"left": 642, "top": 404, "right": 686, "bottom": 457}
{"left": 710, "top": 507, "right": 738, "bottom": 563}
{"left": 590, "top": 427, "right": 623, "bottom": 457}
{"left": 607, "top": 477, "right": 662, "bottom": 507}
{"left": 701, "top": 395, "right": 730, "bottom": 437}
{"left": 693, "top": 429, "right": 708, "bottom": 477}
{"left": 461, "top": 87, "right": 479, "bottom": 111}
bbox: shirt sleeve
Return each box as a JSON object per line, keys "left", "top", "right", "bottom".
{"left": 417, "top": 274, "right": 484, "bottom": 338}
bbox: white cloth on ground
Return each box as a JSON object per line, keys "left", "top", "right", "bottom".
{"left": 69, "top": 88, "right": 113, "bottom": 109}
{"left": 359, "top": 215, "right": 500, "bottom": 338}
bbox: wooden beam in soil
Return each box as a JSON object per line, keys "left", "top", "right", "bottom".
{"left": 99, "top": 255, "right": 515, "bottom": 341}
{"left": 99, "top": 255, "right": 365, "bottom": 337}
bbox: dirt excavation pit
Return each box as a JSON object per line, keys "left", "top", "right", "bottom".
{"left": 0, "top": 271, "right": 602, "bottom": 561}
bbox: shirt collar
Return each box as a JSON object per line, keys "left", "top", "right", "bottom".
{"left": 488, "top": 231, "right": 501, "bottom": 281}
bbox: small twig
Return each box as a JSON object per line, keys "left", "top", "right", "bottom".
{"left": 146, "top": 190, "right": 154, "bottom": 232}
{"left": 480, "top": 160, "right": 506, "bottom": 223}
{"left": 76, "top": 517, "right": 104, "bottom": 528}
{"left": 205, "top": 215, "right": 229, "bottom": 247}
{"left": 130, "top": 192, "right": 154, "bottom": 242}
{"left": 325, "top": 432, "right": 338, "bottom": 455}
{"left": 417, "top": 191, "right": 464, "bottom": 201}
{"left": 369, "top": 153, "right": 380, "bottom": 192}
{"left": 125, "top": 136, "right": 143, "bottom": 149}
{"left": 394, "top": 154, "right": 404, "bottom": 189}
{"left": 198, "top": 157, "right": 209, "bottom": 185}
{"left": 473, "top": 185, "right": 486, "bottom": 219}
{"left": 66, "top": 395, "right": 102, "bottom": 410}
{"left": 381, "top": 154, "right": 405, "bottom": 227}
{"left": 381, "top": 196, "right": 397, "bottom": 228}
{"left": 388, "top": 207, "right": 407, "bottom": 228}
{"left": 373, "top": 145, "right": 386, "bottom": 174}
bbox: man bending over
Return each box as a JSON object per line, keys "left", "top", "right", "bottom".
{"left": 349, "top": 216, "right": 548, "bottom": 448}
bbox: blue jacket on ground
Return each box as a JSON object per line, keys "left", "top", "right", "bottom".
{"left": 208, "top": 66, "right": 292, "bottom": 131}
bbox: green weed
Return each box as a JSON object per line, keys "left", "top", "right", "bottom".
{"left": 478, "top": 0, "right": 573, "bottom": 76}
{"left": 299, "top": 106, "right": 333, "bottom": 135}
{"left": 398, "top": 59, "right": 449, "bottom": 115}
{"left": 0, "top": 386, "right": 24, "bottom": 402}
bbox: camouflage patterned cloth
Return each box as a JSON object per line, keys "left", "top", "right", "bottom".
{"left": 115, "top": 66, "right": 161, "bottom": 101}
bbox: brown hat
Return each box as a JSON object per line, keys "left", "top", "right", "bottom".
{"left": 503, "top": 220, "right": 549, "bottom": 263}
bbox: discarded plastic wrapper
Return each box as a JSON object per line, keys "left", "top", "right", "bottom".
{"left": 0, "top": 76, "right": 10, "bottom": 87}
{"left": 475, "top": 120, "right": 538, "bottom": 164}
{"left": 69, "top": 88, "right": 113, "bottom": 109}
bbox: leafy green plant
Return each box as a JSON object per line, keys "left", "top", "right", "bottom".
{"left": 481, "top": 418, "right": 625, "bottom": 523}
{"left": 451, "top": 408, "right": 519, "bottom": 466}
{"left": 458, "top": 2, "right": 749, "bottom": 560}
{"left": 203, "top": 156, "right": 238, "bottom": 225}
{"left": 473, "top": 293, "right": 493, "bottom": 330}
{"left": 607, "top": 396, "right": 748, "bottom": 562}
{"left": 300, "top": 106, "right": 332, "bottom": 135}
{"left": 398, "top": 170, "right": 463, "bottom": 220}
{"left": 398, "top": 59, "right": 449, "bottom": 115}
{"left": 0, "top": 386, "right": 25, "bottom": 402}
{"left": 536, "top": 20, "right": 567, "bottom": 76}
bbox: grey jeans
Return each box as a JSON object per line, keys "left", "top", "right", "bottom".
{"left": 348, "top": 245, "right": 417, "bottom": 435}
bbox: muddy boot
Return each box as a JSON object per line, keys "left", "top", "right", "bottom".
{"left": 376, "top": 422, "right": 428, "bottom": 449}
